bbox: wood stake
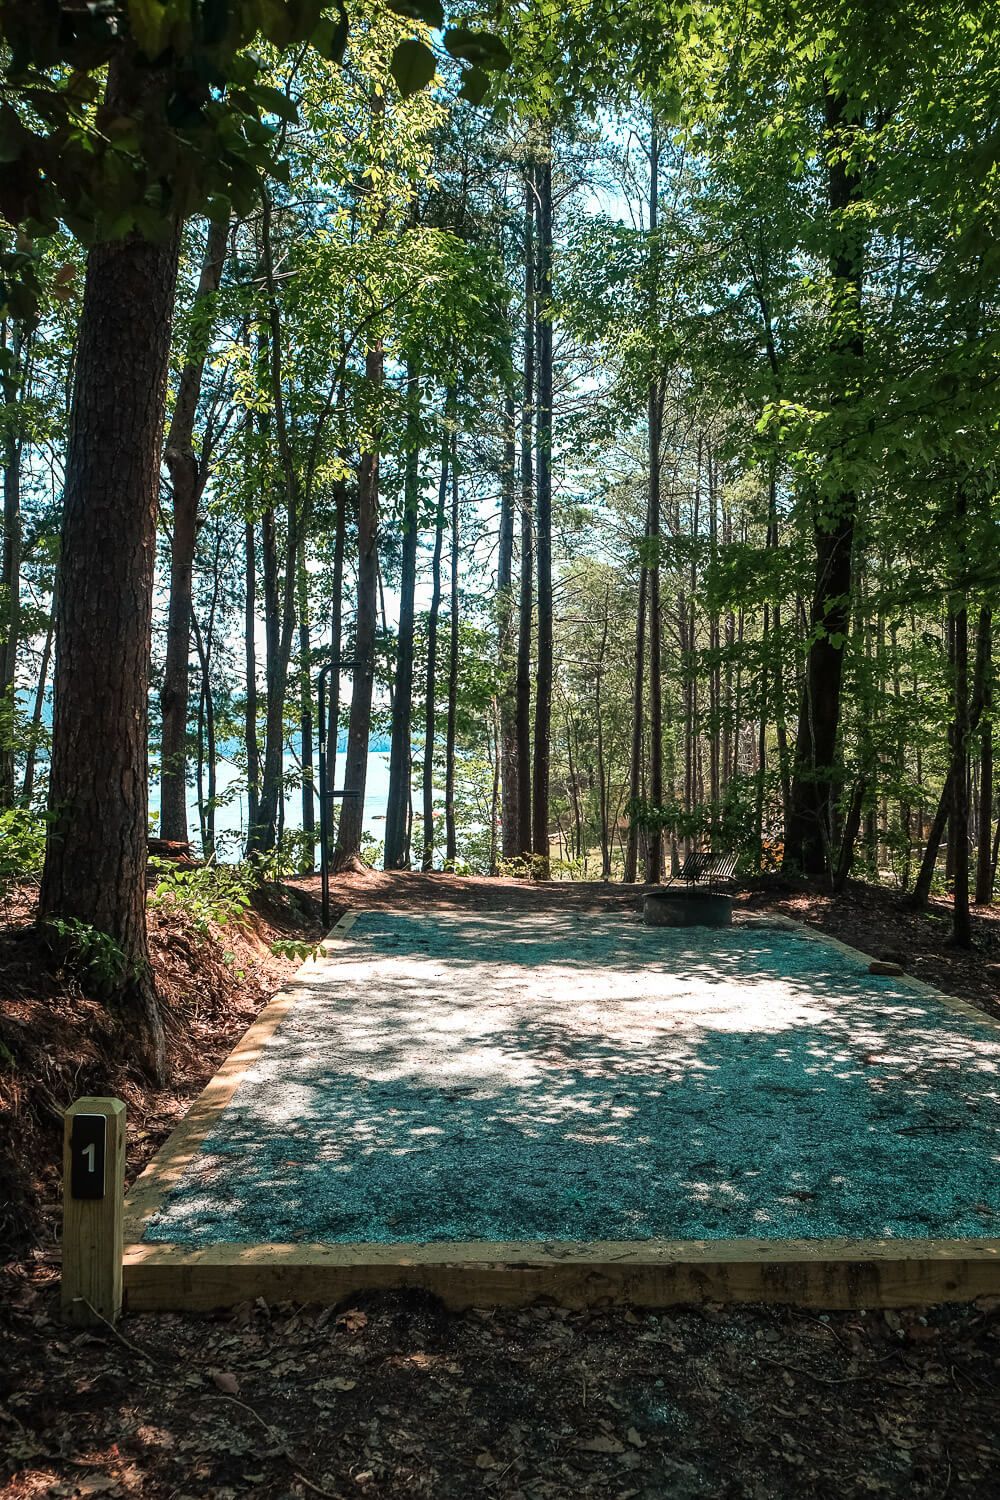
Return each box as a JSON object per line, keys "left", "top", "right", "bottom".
{"left": 62, "top": 1097, "right": 125, "bottom": 1326}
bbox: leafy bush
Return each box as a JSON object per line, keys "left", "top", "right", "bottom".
{"left": 44, "top": 916, "right": 129, "bottom": 990}
{"left": 148, "top": 859, "right": 254, "bottom": 936}
{"left": 270, "top": 937, "right": 324, "bottom": 964}
{"left": 0, "top": 807, "right": 47, "bottom": 897}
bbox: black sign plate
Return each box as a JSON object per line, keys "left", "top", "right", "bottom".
{"left": 70, "top": 1113, "right": 107, "bottom": 1200}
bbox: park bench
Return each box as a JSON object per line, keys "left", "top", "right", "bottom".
{"left": 667, "top": 849, "right": 737, "bottom": 890}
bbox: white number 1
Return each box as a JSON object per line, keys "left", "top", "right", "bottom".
{"left": 82, "top": 1143, "right": 96, "bottom": 1172}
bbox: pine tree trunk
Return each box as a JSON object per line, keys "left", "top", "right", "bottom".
{"left": 516, "top": 167, "right": 535, "bottom": 862}
{"left": 38, "top": 61, "right": 180, "bottom": 1082}
{"left": 159, "top": 216, "right": 228, "bottom": 842}
{"left": 785, "top": 87, "right": 864, "bottom": 877}
{"left": 644, "top": 120, "right": 663, "bottom": 885}
{"left": 334, "top": 344, "right": 382, "bottom": 869}
{"left": 951, "top": 588, "right": 971, "bottom": 945}
{"left": 975, "top": 610, "right": 994, "bottom": 903}
{"left": 244, "top": 519, "right": 260, "bottom": 841}
{"left": 297, "top": 536, "right": 315, "bottom": 871}
{"left": 0, "top": 322, "right": 24, "bottom": 810}
{"left": 384, "top": 358, "right": 421, "bottom": 869}
{"left": 498, "top": 392, "right": 518, "bottom": 858}
{"left": 445, "top": 443, "right": 460, "bottom": 867}
{"left": 624, "top": 557, "right": 648, "bottom": 883}
{"left": 531, "top": 154, "right": 554, "bottom": 874}
{"left": 421, "top": 430, "right": 449, "bottom": 869}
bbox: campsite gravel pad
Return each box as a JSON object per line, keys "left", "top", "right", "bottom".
{"left": 143, "top": 910, "right": 1000, "bottom": 1245}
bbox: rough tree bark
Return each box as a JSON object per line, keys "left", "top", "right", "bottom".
{"left": 39, "top": 57, "right": 180, "bottom": 1082}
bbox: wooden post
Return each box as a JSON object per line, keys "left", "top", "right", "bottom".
{"left": 62, "top": 1097, "right": 126, "bottom": 1326}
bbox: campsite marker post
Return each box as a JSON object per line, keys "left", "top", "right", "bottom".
{"left": 62, "top": 1096, "right": 126, "bottom": 1325}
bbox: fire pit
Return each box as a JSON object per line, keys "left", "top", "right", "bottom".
{"left": 643, "top": 887, "right": 734, "bottom": 927}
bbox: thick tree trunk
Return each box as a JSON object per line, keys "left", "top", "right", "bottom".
{"left": 516, "top": 168, "right": 535, "bottom": 861}
{"left": 785, "top": 87, "right": 864, "bottom": 877}
{"left": 384, "top": 359, "right": 421, "bottom": 869}
{"left": 159, "top": 216, "right": 228, "bottom": 842}
{"left": 39, "top": 63, "right": 180, "bottom": 1082}
{"left": 445, "top": 443, "right": 460, "bottom": 867}
{"left": 421, "top": 431, "right": 449, "bottom": 870}
{"left": 334, "top": 344, "right": 382, "bottom": 869}
{"left": 531, "top": 154, "right": 554, "bottom": 874}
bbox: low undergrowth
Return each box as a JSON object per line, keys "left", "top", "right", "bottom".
{"left": 0, "top": 872, "right": 321, "bottom": 1260}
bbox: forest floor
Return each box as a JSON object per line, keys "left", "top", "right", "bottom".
{"left": 3, "top": 869, "right": 1000, "bottom": 1499}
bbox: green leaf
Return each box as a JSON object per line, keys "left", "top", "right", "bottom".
{"left": 250, "top": 83, "right": 300, "bottom": 125}
{"left": 390, "top": 38, "right": 437, "bottom": 98}
{"left": 387, "top": 0, "right": 445, "bottom": 27}
{"left": 444, "top": 28, "right": 511, "bottom": 71}
{"left": 457, "top": 65, "right": 491, "bottom": 106}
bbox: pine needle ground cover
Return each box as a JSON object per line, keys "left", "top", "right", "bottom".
{"left": 141, "top": 911, "right": 1000, "bottom": 1247}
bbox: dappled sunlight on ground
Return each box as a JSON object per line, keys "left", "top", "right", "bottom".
{"left": 143, "top": 910, "right": 1000, "bottom": 1247}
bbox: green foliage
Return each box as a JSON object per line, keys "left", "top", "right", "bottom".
{"left": 0, "top": 806, "right": 46, "bottom": 894}
{"left": 44, "top": 917, "right": 129, "bottom": 991}
{"left": 270, "top": 937, "right": 324, "bottom": 962}
{"left": 148, "top": 859, "right": 254, "bottom": 935}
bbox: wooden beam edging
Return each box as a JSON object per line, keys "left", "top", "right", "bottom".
{"left": 122, "top": 1235, "right": 1000, "bottom": 1313}
{"left": 123, "top": 908, "right": 364, "bottom": 1241}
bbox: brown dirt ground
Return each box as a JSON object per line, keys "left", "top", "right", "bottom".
{"left": 4, "top": 870, "right": 1000, "bottom": 1499}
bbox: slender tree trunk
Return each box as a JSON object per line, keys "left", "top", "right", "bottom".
{"left": 498, "top": 392, "right": 518, "bottom": 858}
{"left": 516, "top": 166, "right": 535, "bottom": 862}
{"left": 297, "top": 536, "right": 315, "bottom": 871}
{"left": 334, "top": 343, "right": 382, "bottom": 869}
{"left": 20, "top": 602, "right": 54, "bottom": 807}
{"left": 38, "top": 57, "right": 180, "bottom": 1082}
{"left": 624, "top": 560, "right": 648, "bottom": 882}
{"left": 951, "top": 583, "right": 971, "bottom": 945}
{"left": 159, "top": 216, "right": 228, "bottom": 842}
{"left": 244, "top": 519, "right": 260, "bottom": 841}
{"left": 249, "top": 192, "right": 303, "bottom": 854}
{"left": 644, "top": 120, "right": 663, "bottom": 885}
{"left": 384, "top": 358, "right": 421, "bottom": 869}
{"left": 325, "top": 478, "right": 347, "bottom": 853}
{"left": 532, "top": 153, "right": 554, "bottom": 873}
{"left": 910, "top": 605, "right": 992, "bottom": 908}
{"left": 445, "top": 441, "right": 460, "bottom": 867}
{"left": 975, "top": 611, "right": 994, "bottom": 903}
{"left": 785, "top": 86, "right": 864, "bottom": 876}
{"left": 0, "top": 321, "right": 24, "bottom": 810}
{"left": 421, "top": 428, "right": 449, "bottom": 869}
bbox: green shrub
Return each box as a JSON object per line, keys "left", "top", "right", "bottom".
{"left": 148, "top": 859, "right": 254, "bottom": 936}
{"left": 0, "top": 807, "right": 48, "bottom": 896}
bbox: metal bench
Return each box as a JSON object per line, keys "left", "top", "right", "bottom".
{"left": 667, "top": 850, "right": 737, "bottom": 890}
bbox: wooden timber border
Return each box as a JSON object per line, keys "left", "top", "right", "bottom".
{"left": 121, "top": 905, "right": 1000, "bottom": 1313}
